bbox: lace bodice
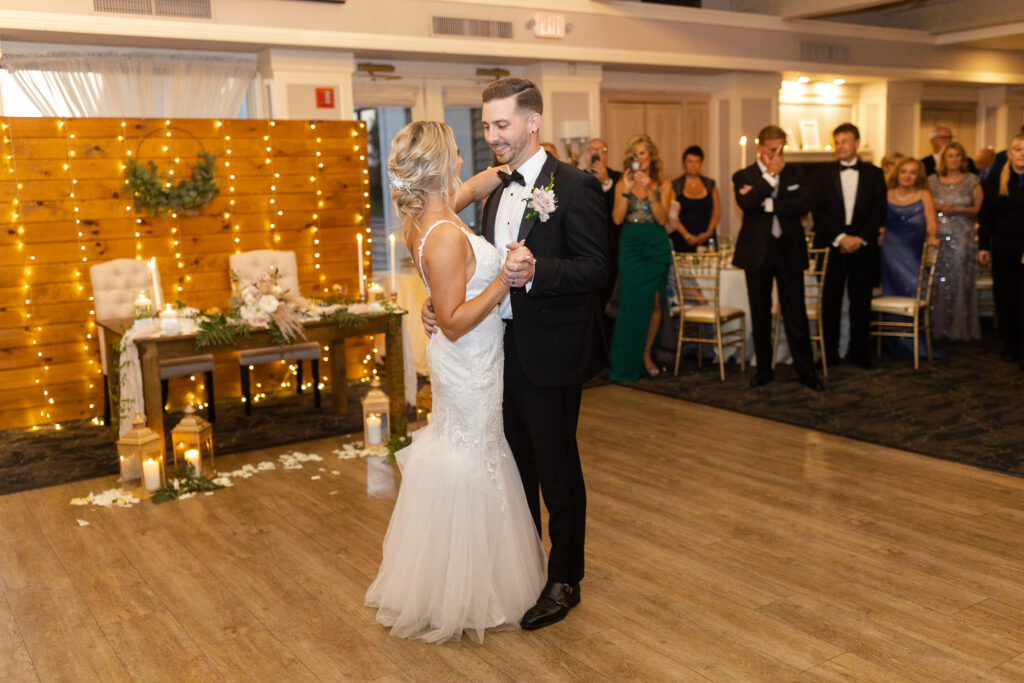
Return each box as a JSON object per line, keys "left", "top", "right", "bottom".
{"left": 415, "top": 220, "right": 506, "bottom": 485}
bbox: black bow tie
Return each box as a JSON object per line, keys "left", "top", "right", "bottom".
{"left": 497, "top": 168, "right": 525, "bottom": 188}
{"left": 840, "top": 163, "right": 858, "bottom": 171}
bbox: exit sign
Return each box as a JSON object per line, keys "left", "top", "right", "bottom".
{"left": 532, "top": 12, "right": 565, "bottom": 39}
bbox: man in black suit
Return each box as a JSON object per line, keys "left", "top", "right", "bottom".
{"left": 805, "top": 123, "right": 887, "bottom": 368}
{"left": 732, "top": 125, "right": 823, "bottom": 391}
{"left": 425, "top": 78, "right": 608, "bottom": 630}
{"left": 922, "top": 125, "right": 977, "bottom": 176}
{"left": 580, "top": 137, "right": 622, "bottom": 334}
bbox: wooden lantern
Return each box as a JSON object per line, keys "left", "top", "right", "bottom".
{"left": 361, "top": 376, "right": 390, "bottom": 450}
{"left": 170, "top": 404, "right": 215, "bottom": 477}
{"left": 117, "top": 413, "right": 166, "bottom": 491}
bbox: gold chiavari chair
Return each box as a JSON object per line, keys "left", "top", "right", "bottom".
{"left": 771, "top": 247, "right": 831, "bottom": 376}
{"left": 870, "top": 242, "right": 939, "bottom": 369}
{"left": 672, "top": 251, "right": 746, "bottom": 381}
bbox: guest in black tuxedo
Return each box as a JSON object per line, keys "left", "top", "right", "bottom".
{"left": 922, "top": 126, "right": 977, "bottom": 176}
{"left": 581, "top": 137, "right": 622, "bottom": 322}
{"left": 978, "top": 134, "right": 1024, "bottom": 369}
{"left": 732, "top": 125, "right": 823, "bottom": 391}
{"left": 805, "top": 123, "right": 887, "bottom": 369}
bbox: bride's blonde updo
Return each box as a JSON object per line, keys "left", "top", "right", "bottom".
{"left": 388, "top": 121, "right": 461, "bottom": 229}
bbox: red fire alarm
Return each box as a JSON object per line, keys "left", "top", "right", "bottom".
{"left": 315, "top": 88, "right": 335, "bottom": 109}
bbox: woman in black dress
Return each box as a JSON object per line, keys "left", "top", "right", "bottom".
{"left": 669, "top": 146, "right": 720, "bottom": 252}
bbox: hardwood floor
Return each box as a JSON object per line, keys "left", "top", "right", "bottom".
{"left": 2, "top": 384, "right": 1023, "bottom": 682}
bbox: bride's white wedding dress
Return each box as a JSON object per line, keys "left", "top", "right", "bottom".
{"left": 365, "top": 219, "right": 545, "bottom": 644}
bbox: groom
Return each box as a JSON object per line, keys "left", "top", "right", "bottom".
{"left": 425, "top": 78, "right": 608, "bottom": 629}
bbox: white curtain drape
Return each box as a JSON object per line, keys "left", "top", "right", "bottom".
{"left": 0, "top": 50, "right": 257, "bottom": 118}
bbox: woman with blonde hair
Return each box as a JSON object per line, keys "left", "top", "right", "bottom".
{"left": 880, "top": 157, "right": 940, "bottom": 358}
{"left": 365, "top": 120, "right": 545, "bottom": 643}
{"left": 607, "top": 133, "right": 674, "bottom": 380}
{"left": 929, "top": 140, "right": 983, "bottom": 341}
{"left": 978, "top": 134, "right": 1024, "bottom": 367}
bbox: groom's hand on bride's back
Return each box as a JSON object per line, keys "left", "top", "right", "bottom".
{"left": 421, "top": 298, "right": 438, "bottom": 337}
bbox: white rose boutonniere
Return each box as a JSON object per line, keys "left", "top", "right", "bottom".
{"left": 524, "top": 172, "right": 557, "bottom": 222}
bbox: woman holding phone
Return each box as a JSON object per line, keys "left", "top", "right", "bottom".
{"left": 607, "top": 134, "right": 674, "bottom": 381}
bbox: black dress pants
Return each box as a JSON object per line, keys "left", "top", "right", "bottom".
{"left": 744, "top": 237, "right": 816, "bottom": 379}
{"left": 991, "top": 249, "right": 1024, "bottom": 359}
{"left": 502, "top": 322, "right": 587, "bottom": 585}
{"left": 823, "top": 245, "right": 877, "bottom": 364}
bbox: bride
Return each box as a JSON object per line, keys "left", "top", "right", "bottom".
{"left": 365, "top": 121, "right": 546, "bottom": 643}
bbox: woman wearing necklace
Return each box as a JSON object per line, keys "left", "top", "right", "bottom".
{"left": 880, "top": 157, "right": 940, "bottom": 359}
{"left": 928, "top": 141, "right": 983, "bottom": 342}
{"left": 669, "top": 145, "right": 720, "bottom": 253}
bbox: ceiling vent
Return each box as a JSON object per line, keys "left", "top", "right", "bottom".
{"left": 432, "top": 16, "right": 514, "bottom": 40}
{"left": 94, "top": 0, "right": 212, "bottom": 19}
{"left": 799, "top": 41, "right": 850, "bottom": 64}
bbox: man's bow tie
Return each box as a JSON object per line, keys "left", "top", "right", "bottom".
{"left": 840, "top": 163, "right": 858, "bottom": 171}
{"left": 497, "top": 168, "right": 525, "bottom": 188}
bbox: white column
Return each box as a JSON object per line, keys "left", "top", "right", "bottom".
{"left": 886, "top": 82, "right": 923, "bottom": 160}
{"left": 258, "top": 49, "right": 355, "bottom": 120}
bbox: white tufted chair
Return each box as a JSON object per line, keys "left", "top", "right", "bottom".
{"left": 90, "top": 258, "right": 216, "bottom": 423}
{"left": 229, "top": 250, "right": 321, "bottom": 415}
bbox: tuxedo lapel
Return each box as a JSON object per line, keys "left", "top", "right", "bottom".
{"left": 517, "top": 154, "right": 559, "bottom": 243}
{"left": 852, "top": 160, "right": 870, "bottom": 224}
{"left": 830, "top": 162, "right": 843, "bottom": 209}
{"left": 482, "top": 183, "right": 502, "bottom": 245}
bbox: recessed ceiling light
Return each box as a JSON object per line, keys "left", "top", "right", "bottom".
{"left": 797, "top": 76, "right": 810, "bottom": 83}
{"left": 833, "top": 78, "right": 846, "bottom": 85}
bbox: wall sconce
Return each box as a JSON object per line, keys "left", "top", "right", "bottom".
{"left": 558, "top": 120, "right": 590, "bottom": 167}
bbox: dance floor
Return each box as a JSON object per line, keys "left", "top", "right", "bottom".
{"left": 3, "top": 384, "right": 1024, "bottom": 681}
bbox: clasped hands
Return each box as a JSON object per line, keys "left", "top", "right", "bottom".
{"left": 501, "top": 240, "right": 535, "bottom": 288}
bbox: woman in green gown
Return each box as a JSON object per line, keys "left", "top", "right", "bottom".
{"left": 607, "top": 134, "right": 674, "bottom": 381}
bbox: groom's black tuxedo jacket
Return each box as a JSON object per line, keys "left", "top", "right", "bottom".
{"left": 482, "top": 152, "right": 609, "bottom": 387}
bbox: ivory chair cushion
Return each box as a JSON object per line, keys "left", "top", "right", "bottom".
{"left": 681, "top": 305, "right": 746, "bottom": 323}
{"left": 870, "top": 296, "right": 917, "bottom": 317}
{"left": 229, "top": 250, "right": 301, "bottom": 298}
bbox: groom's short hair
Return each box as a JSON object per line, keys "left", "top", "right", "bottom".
{"left": 482, "top": 78, "right": 543, "bottom": 116}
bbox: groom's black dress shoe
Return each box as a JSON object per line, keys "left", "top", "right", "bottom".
{"left": 520, "top": 580, "right": 580, "bottom": 631}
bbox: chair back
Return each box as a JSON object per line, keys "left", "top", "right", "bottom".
{"left": 229, "top": 250, "right": 302, "bottom": 297}
{"left": 89, "top": 258, "right": 158, "bottom": 321}
{"left": 916, "top": 243, "right": 939, "bottom": 308}
{"left": 805, "top": 247, "right": 830, "bottom": 317}
{"left": 673, "top": 251, "right": 722, "bottom": 314}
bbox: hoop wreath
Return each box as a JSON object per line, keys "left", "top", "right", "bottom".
{"left": 124, "top": 126, "right": 219, "bottom": 217}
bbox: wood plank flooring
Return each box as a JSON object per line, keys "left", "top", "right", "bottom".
{"left": 2, "top": 384, "right": 1023, "bottom": 682}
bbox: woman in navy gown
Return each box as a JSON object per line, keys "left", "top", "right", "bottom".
{"left": 880, "top": 157, "right": 939, "bottom": 358}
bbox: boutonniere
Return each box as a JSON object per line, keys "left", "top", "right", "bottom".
{"left": 524, "top": 172, "right": 557, "bottom": 222}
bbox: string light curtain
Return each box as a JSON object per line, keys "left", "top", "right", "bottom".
{"left": 0, "top": 49, "right": 257, "bottom": 118}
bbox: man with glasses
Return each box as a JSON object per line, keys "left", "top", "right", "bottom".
{"left": 922, "top": 126, "right": 977, "bottom": 176}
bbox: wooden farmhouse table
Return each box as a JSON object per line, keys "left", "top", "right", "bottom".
{"left": 98, "top": 312, "right": 407, "bottom": 440}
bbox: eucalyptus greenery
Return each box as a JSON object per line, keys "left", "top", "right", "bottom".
{"left": 386, "top": 432, "right": 413, "bottom": 463}
{"left": 125, "top": 151, "right": 219, "bottom": 217}
{"left": 195, "top": 312, "right": 251, "bottom": 349}
{"left": 151, "top": 462, "right": 224, "bottom": 504}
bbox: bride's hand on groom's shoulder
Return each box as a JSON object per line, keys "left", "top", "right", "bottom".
{"left": 421, "top": 297, "right": 438, "bottom": 337}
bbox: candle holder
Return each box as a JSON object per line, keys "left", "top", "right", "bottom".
{"left": 170, "top": 404, "right": 215, "bottom": 477}
{"left": 361, "top": 376, "right": 390, "bottom": 450}
{"left": 117, "top": 413, "right": 166, "bottom": 491}
{"left": 133, "top": 290, "right": 155, "bottom": 331}
{"left": 159, "top": 303, "right": 180, "bottom": 335}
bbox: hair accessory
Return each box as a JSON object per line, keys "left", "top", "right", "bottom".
{"left": 388, "top": 172, "right": 408, "bottom": 191}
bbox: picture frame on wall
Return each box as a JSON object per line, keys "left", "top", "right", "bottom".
{"left": 799, "top": 120, "right": 821, "bottom": 150}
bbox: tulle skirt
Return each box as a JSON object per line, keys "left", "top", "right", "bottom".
{"left": 364, "top": 422, "right": 546, "bottom": 644}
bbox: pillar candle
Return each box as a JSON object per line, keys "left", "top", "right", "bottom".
{"left": 356, "top": 233, "right": 366, "bottom": 300}
{"left": 365, "top": 414, "right": 382, "bottom": 445}
{"left": 142, "top": 458, "right": 161, "bottom": 490}
{"left": 388, "top": 233, "right": 397, "bottom": 295}
{"left": 147, "top": 258, "right": 164, "bottom": 310}
{"left": 184, "top": 448, "right": 201, "bottom": 477}
{"left": 159, "top": 304, "right": 179, "bottom": 335}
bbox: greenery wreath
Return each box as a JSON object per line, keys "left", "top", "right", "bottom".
{"left": 124, "top": 127, "right": 219, "bottom": 217}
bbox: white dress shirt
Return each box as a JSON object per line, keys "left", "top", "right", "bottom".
{"left": 494, "top": 147, "right": 547, "bottom": 319}
{"left": 756, "top": 158, "right": 782, "bottom": 238}
{"left": 833, "top": 159, "right": 864, "bottom": 247}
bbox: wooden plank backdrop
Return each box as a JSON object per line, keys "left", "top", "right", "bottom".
{"left": 0, "top": 117, "right": 375, "bottom": 431}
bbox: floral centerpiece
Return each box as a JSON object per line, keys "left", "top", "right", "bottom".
{"left": 231, "top": 267, "right": 307, "bottom": 346}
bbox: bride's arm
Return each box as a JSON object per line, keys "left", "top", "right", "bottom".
{"left": 423, "top": 226, "right": 509, "bottom": 342}
{"left": 453, "top": 166, "right": 505, "bottom": 213}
